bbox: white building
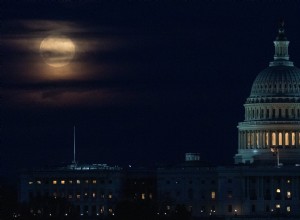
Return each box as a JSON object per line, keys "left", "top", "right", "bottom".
{"left": 157, "top": 23, "right": 300, "bottom": 219}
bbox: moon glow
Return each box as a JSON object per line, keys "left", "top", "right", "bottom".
{"left": 40, "top": 35, "right": 75, "bottom": 67}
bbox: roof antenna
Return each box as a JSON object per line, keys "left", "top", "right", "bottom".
{"left": 72, "top": 126, "right": 77, "bottom": 166}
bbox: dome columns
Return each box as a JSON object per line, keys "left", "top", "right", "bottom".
{"left": 273, "top": 41, "right": 289, "bottom": 61}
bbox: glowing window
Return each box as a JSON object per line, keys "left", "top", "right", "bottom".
{"left": 292, "top": 132, "right": 295, "bottom": 145}
{"left": 256, "top": 133, "right": 259, "bottom": 146}
{"left": 69, "top": 180, "right": 73, "bottom": 184}
{"left": 211, "top": 191, "right": 216, "bottom": 199}
{"left": 76, "top": 194, "right": 80, "bottom": 199}
{"left": 272, "top": 132, "right": 276, "bottom": 146}
{"left": 68, "top": 195, "right": 73, "bottom": 199}
{"left": 149, "top": 193, "right": 153, "bottom": 199}
{"left": 37, "top": 180, "right": 41, "bottom": 184}
{"left": 287, "top": 206, "right": 291, "bottom": 212}
{"left": 28, "top": 181, "right": 33, "bottom": 185}
{"left": 85, "top": 180, "right": 89, "bottom": 184}
{"left": 76, "top": 180, "right": 80, "bottom": 184}
{"left": 276, "top": 189, "right": 281, "bottom": 193}
{"left": 287, "top": 191, "right": 291, "bottom": 198}
{"left": 166, "top": 205, "right": 171, "bottom": 210}
{"left": 287, "top": 179, "right": 291, "bottom": 184}
{"left": 92, "top": 180, "right": 97, "bottom": 184}
{"left": 247, "top": 133, "right": 251, "bottom": 146}
{"left": 141, "top": 193, "right": 145, "bottom": 200}
{"left": 100, "top": 207, "right": 104, "bottom": 213}
{"left": 251, "top": 133, "right": 254, "bottom": 146}
{"left": 276, "top": 204, "right": 280, "bottom": 209}
{"left": 108, "top": 208, "right": 113, "bottom": 213}
{"left": 108, "top": 193, "right": 113, "bottom": 199}
{"left": 278, "top": 133, "right": 282, "bottom": 145}
{"left": 266, "top": 133, "right": 269, "bottom": 146}
{"left": 92, "top": 192, "right": 96, "bottom": 198}
{"left": 61, "top": 180, "right": 65, "bottom": 184}
{"left": 53, "top": 180, "right": 57, "bottom": 185}
{"left": 285, "top": 133, "right": 289, "bottom": 145}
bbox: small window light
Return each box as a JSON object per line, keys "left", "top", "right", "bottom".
{"left": 37, "top": 180, "right": 41, "bottom": 184}
{"left": 276, "top": 188, "right": 281, "bottom": 193}
{"left": 287, "top": 206, "right": 291, "bottom": 212}
{"left": 211, "top": 191, "right": 216, "bottom": 199}
{"left": 141, "top": 193, "right": 145, "bottom": 200}
{"left": 276, "top": 204, "right": 280, "bottom": 209}
{"left": 76, "top": 180, "right": 80, "bottom": 184}
{"left": 287, "top": 191, "right": 292, "bottom": 198}
{"left": 108, "top": 193, "right": 113, "bottom": 199}
{"left": 69, "top": 180, "right": 73, "bottom": 184}
{"left": 85, "top": 180, "right": 89, "bottom": 184}
{"left": 28, "top": 181, "right": 33, "bottom": 185}
{"left": 92, "top": 180, "right": 97, "bottom": 184}
{"left": 53, "top": 180, "right": 57, "bottom": 185}
{"left": 61, "top": 180, "right": 65, "bottom": 184}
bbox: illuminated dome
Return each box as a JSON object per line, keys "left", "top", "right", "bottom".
{"left": 234, "top": 22, "right": 300, "bottom": 165}
{"left": 249, "top": 65, "right": 300, "bottom": 99}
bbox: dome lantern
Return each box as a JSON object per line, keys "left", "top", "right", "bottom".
{"left": 270, "top": 20, "right": 293, "bottom": 66}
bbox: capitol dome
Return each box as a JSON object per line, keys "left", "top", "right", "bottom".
{"left": 234, "top": 22, "right": 300, "bottom": 165}
{"left": 249, "top": 65, "right": 300, "bottom": 99}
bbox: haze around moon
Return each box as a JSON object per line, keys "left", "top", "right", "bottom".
{"left": 40, "top": 35, "right": 75, "bottom": 67}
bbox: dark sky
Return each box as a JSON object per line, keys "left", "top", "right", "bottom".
{"left": 2, "top": 0, "right": 300, "bottom": 181}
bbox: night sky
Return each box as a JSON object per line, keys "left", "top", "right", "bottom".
{"left": 2, "top": 0, "right": 300, "bottom": 181}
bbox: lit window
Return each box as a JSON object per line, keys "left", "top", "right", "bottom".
{"left": 287, "top": 179, "right": 291, "bottom": 184}
{"left": 92, "top": 180, "right": 97, "bottom": 184}
{"left": 28, "top": 181, "right": 33, "bottom": 185}
{"left": 276, "top": 189, "right": 281, "bottom": 193}
{"left": 108, "top": 208, "right": 113, "bottom": 213}
{"left": 166, "top": 205, "right": 171, "bottom": 210}
{"left": 69, "top": 180, "right": 73, "bottom": 184}
{"left": 276, "top": 204, "right": 280, "bottom": 209}
{"left": 108, "top": 194, "right": 113, "bottom": 199}
{"left": 285, "top": 133, "right": 289, "bottom": 145}
{"left": 61, "top": 180, "right": 65, "bottom": 184}
{"left": 76, "top": 194, "right": 80, "bottom": 199}
{"left": 272, "top": 132, "right": 276, "bottom": 146}
{"left": 92, "top": 192, "right": 96, "bottom": 198}
{"left": 211, "top": 191, "right": 216, "bottom": 199}
{"left": 68, "top": 195, "right": 73, "bottom": 199}
{"left": 76, "top": 180, "right": 80, "bottom": 184}
{"left": 278, "top": 133, "right": 282, "bottom": 145}
{"left": 291, "top": 132, "right": 295, "bottom": 145}
{"left": 53, "top": 180, "right": 57, "bottom": 185}
{"left": 287, "top": 191, "right": 291, "bottom": 198}
{"left": 265, "top": 132, "right": 269, "bottom": 146}
{"left": 149, "top": 193, "right": 153, "bottom": 199}
{"left": 85, "top": 180, "right": 89, "bottom": 184}
{"left": 287, "top": 206, "right": 291, "bottom": 212}
{"left": 37, "top": 180, "right": 42, "bottom": 184}
{"left": 141, "top": 193, "right": 145, "bottom": 200}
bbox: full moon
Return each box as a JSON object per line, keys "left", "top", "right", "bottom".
{"left": 40, "top": 35, "right": 76, "bottom": 67}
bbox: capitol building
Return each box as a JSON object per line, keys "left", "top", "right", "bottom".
{"left": 20, "top": 24, "right": 300, "bottom": 219}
